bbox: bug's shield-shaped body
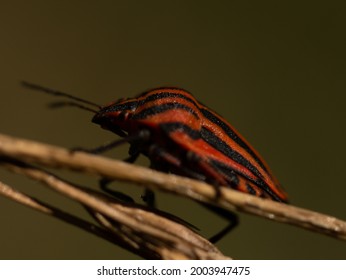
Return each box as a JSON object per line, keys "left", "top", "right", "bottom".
{"left": 92, "top": 88, "right": 288, "bottom": 202}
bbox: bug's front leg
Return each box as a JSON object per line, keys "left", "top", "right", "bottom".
{"left": 98, "top": 146, "right": 141, "bottom": 201}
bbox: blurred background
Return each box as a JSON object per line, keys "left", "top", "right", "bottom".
{"left": 0, "top": 1, "right": 345, "bottom": 259}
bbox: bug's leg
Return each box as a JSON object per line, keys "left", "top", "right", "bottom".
{"left": 141, "top": 189, "right": 156, "bottom": 208}
{"left": 139, "top": 144, "right": 185, "bottom": 208}
{"left": 98, "top": 130, "right": 150, "bottom": 203}
{"left": 132, "top": 142, "right": 234, "bottom": 240}
{"left": 70, "top": 137, "right": 128, "bottom": 154}
{"left": 139, "top": 154, "right": 156, "bottom": 208}
{"left": 99, "top": 184, "right": 135, "bottom": 203}
{"left": 144, "top": 144, "right": 236, "bottom": 238}
{"left": 71, "top": 129, "right": 150, "bottom": 154}
{"left": 86, "top": 134, "right": 143, "bottom": 200}
{"left": 99, "top": 150, "right": 141, "bottom": 200}
{"left": 141, "top": 145, "right": 214, "bottom": 208}
{"left": 185, "top": 151, "right": 239, "bottom": 243}
{"left": 84, "top": 138, "right": 130, "bottom": 154}
{"left": 203, "top": 204, "right": 239, "bottom": 243}
{"left": 71, "top": 130, "right": 147, "bottom": 201}
{"left": 127, "top": 144, "right": 140, "bottom": 160}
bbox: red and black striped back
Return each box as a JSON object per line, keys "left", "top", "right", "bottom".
{"left": 92, "top": 87, "right": 288, "bottom": 203}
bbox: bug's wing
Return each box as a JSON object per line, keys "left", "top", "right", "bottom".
{"left": 166, "top": 129, "right": 287, "bottom": 202}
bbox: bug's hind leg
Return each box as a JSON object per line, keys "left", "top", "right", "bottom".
{"left": 185, "top": 151, "right": 240, "bottom": 243}
{"left": 145, "top": 145, "right": 238, "bottom": 242}
{"left": 203, "top": 205, "right": 239, "bottom": 243}
{"left": 139, "top": 145, "right": 182, "bottom": 208}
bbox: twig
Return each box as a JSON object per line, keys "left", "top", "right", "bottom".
{"left": 0, "top": 157, "right": 227, "bottom": 259}
{"left": 0, "top": 180, "right": 139, "bottom": 253}
{"left": 0, "top": 132, "right": 345, "bottom": 243}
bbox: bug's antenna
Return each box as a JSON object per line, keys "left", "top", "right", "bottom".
{"left": 48, "top": 101, "right": 99, "bottom": 113}
{"left": 21, "top": 81, "right": 101, "bottom": 109}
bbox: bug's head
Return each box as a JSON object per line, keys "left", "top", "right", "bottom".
{"left": 21, "top": 81, "right": 140, "bottom": 138}
{"left": 92, "top": 98, "right": 139, "bottom": 137}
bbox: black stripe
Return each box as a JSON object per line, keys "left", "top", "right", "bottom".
{"left": 159, "top": 122, "right": 201, "bottom": 139}
{"left": 160, "top": 122, "right": 267, "bottom": 188}
{"left": 200, "top": 108, "right": 269, "bottom": 173}
{"left": 100, "top": 100, "right": 138, "bottom": 113}
{"left": 209, "top": 158, "right": 257, "bottom": 185}
{"left": 201, "top": 127, "right": 265, "bottom": 180}
{"left": 157, "top": 122, "right": 285, "bottom": 202}
{"left": 139, "top": 91, "right": 199, "bottom": 109}
{"left": 208, "top": 159, "right": 240, "bottom": 188}
{"left": 99, "top": 91, "right": 198, "bottom": 114}
{"left": 210, "top": 158, "right": 283, "bottom": 201}
{"left": 161, "top": 122, "right": 266, "bottom": 188}
{"left": 132, "top": 103, "right": 200, "bottom": 120}
{"left": 246, "top": 183, "right": 257, "bottom": 195}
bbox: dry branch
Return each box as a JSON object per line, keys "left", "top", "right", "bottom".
{"left": 0, "top": 132, "right": 345, "bottom": 259}
{"left": 0, "top": 159, "right": 226, "bottom": 259}
{"left": 0, "top": 180, "right": 135, "bottom": 252}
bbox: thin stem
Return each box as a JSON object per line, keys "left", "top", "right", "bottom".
{"left": 0, "top": 157, "right": 226, "bottom": 259}
{"left": 0, "top": 132, "right": 345, "bottom": 242}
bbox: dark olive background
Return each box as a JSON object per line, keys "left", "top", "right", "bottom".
{"left": 0, "top": 1, "right": 345, "bottom": 259}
